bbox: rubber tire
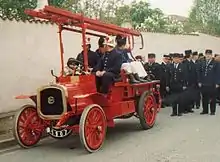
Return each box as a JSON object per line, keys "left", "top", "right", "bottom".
{"left": 138, "top": 91, "right": 157, "bottom": 130}
{"left": 79, "top": 104, "right": 107, "bottom": 153}
{"left": 13, "top": 105, "right": 42, "bottom": 149}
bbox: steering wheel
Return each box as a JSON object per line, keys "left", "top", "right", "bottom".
{"left": 67, "top": 58, "right": 92, "bottom": 76}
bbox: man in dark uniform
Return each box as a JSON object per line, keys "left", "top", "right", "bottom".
{"left": 191, "top": 51, "right": 201, "bottom": 109}
{"left": 215, "top": 54, "right": 220, "bottom": 104}
{"left": 115, "top": 35, "right": 147, "bottom": 83}
{"left": 144, "top": 53, "right": 161, "bottom": 80}
{"left": 166, "top": 53, "right": 188, "bottom": 116}
{"left": 93, "top": 37, "right": 122, "bottom": 95}
{"left": 198, "top": 49, "right": 220, "bottom": 115}
{"left": 160, "top": 55, "right": 171, "bottom": 107}
{"left": 76, "top": 37, "right": 100, "bottom": 70}
{"left": 182, "top": 49, "right": 194, "bottom": 113}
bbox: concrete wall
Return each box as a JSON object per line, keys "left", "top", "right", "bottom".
{"left": 1, "top": 19, "right": 220, "bottom": 113}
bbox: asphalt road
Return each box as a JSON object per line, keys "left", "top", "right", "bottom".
{"left": 0, "top": 107, "right": 220, "bottom": 162}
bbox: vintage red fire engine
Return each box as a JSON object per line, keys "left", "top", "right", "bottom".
{"left": 14, "top": 6, "right": 161, "bottom": 153}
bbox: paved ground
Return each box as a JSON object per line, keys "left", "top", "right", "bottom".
{"left": 0, "top": 107, "right": 220, "bottom": 162}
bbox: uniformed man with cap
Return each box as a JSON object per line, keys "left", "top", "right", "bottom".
{"left": 189, "top": 51, "right": 201, "bottom": 108}
{"left": 198, "top": 49, "right": 220, "bottom": 115}
{"left": 160, "top": 54, "right": 171, "bottom": 107}
{"left": 144, "top": 53, "right": 161, "bottom": 80}
{"left": 115, "top": 35, "right": 148, "bottom": 83}
{"left": 166, "top": 53, "right": 188, "bottom": 116}
{"left": 214, "top": 54, "right": 220, "bottom": 104}
{"left": 182, "top": 49, "right": 194, "bottom": 113}
{"left": 93, "top": 36, "right": 122, "bottom": 95}
{"left": 76, "top": 37, "right": 100, "bottom": 70}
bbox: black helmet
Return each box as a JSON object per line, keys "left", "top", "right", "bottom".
{"left": 115, "top": 34, "right": 126, "bottom": 46}
{"left": 98, "top": 36, "right": 105, "bottom": 47}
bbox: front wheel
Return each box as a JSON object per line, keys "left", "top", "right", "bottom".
{"left": 138, "top": 91, "right": 157, "bottom": 130}
{"left": 13, "top": 105, "right": 45, "bottom": 148}
{"left": 79, "top": 104, "right": 107, "bottom": 153}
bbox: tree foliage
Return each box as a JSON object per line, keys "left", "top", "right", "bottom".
{"left": 0, "top": 0, "right": 188, "bottom": 34}
{"left": 187, "top": 0, "right": 220, "bottom": 35}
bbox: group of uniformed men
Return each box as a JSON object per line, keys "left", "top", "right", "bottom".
{"left": 65, "top": 35, "right": 220, "bottom": 116}
{"left": 147, "top": 50, "right": 220, "bottom": 116}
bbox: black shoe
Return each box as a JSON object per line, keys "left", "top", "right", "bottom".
{"left": 200, "top": 112, "right": 208, "bottom": 115}
{"left": 170, "top": 113, "right": 177, "bottom": 117}
{"left": 133, "top": 73, "right": 147, "bottom": 82}
{"left": 140, "top": 77, "right": 149, "bottom": 82}
{"left": 210, "top": 112, "right": 215, "bottom": 115}
{"left": 128, "top": 74, "right": 140, "bottom": 84}
{"left": 188, "top": 110, "right": 194, "bottom": 113}
{"left": 178, "top": 113, "right": 183, "bottom": 116}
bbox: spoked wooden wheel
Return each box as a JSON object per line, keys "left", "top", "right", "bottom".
{"left": 79, "top": 104, "right": 107, "bottom": 153}
{"left": 138, "top": 91, "right": 157, "bottom": 130}
{"left": 13, "top": 105, "right": 44, "bottom": 148}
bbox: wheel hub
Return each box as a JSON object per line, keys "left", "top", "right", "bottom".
{"left": 97, "top": 126, "right": 102, "bottom": 132}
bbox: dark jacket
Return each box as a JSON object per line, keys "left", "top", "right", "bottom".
{"left": 115, "top": 47, "right": 132, "bottom": 63}
{"left": 187, "top": 60, "right": 200, "bottom": 86}
{"left": 166, "top": 63, "right": 188, "bottom": 91}
{"left": 93, "top": 49, "right": 122, "bottom": 75}
{"left": 198, "top": 59, "right": 220, "bottom": 86}
{"left": 95, "top": 49, "right": 104, "bottom": 58}
{"left": 144, "top": 62, "right": 161, "bottom": 80}
{"left": 76, "top": 50, "right": 100, "bottom": 68}
{"left": 160, "top": 62, "right": 170, "bottom": 79}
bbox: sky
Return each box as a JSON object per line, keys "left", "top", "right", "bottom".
{"left": 124, "top": 0, "right": 194, "bottom": 17}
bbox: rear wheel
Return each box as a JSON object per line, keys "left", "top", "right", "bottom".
{"left": 13, "top": 105, "right": 44, "bottom": 148}
{"left": 138, "top": 91, "right": 157, "bottom": 130}
{"left": 79, "top": 104, "right": 107, "bottom": 153}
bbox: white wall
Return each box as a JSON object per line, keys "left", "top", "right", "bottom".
{"left": 1, "top": 19, "right": 220, "bottom": 113}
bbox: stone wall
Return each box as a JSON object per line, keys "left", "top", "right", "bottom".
{"left": 0, "top": 19, "right": 220, "bottom": 113}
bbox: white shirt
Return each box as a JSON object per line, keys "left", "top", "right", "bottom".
{"left": 174, "top": 63, "right": 179, "bottom": 69}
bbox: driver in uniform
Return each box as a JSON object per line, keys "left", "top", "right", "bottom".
{"left": 76, "top": 37, "right": 100, "bottom": 71}
{"left": 93, "top": 36, "right": 122, "bottom": 96}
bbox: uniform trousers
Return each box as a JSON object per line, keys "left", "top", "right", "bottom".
{"left": 96, "top": 72, "right": 116, "bottom": 94}
{"left": 194, "top": 86, "right": 201, "bottom": 108}
{"left": 201, "top": 85, "right": 217, "bottom": 113}
{"left": 160, "top": 79, "right": 167, "bottom": 99}
{"left": 170, "top": 85, "right": 184, "bottom": 114}
{"left": 217, "top": 87, "right": 220, "bottom": 103}
{"left": 121, "top": 61, "right": 147, "bottom": 78}
{"left": 185, "top": 84, "right": 199, "bottom": 111}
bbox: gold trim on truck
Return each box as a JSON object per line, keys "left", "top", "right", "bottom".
{"left": 37, "top": 84, "right": 67, "bottom": 120}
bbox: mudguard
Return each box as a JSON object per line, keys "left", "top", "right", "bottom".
{"left": 15, "top": 95, "right": 37, "bottom": 105}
